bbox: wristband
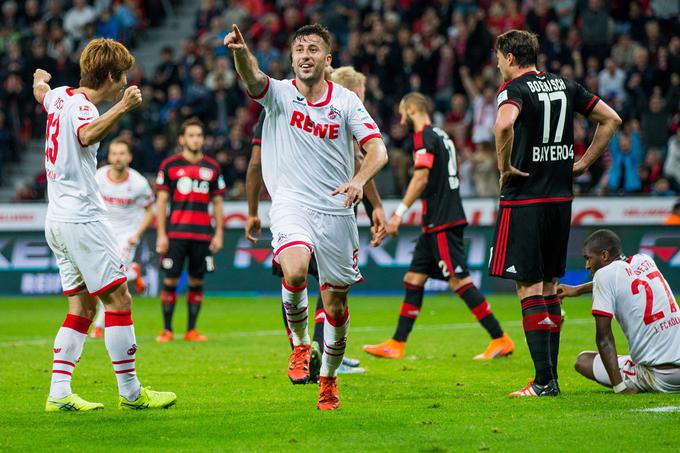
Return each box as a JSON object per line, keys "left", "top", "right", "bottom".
{"left": 613, "top": 382, "right": 627, "bottom": 393}
{"left": 394, "top": 202, "right": 408, "bottom": 218}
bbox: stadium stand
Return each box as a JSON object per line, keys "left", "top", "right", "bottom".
{"left": 1, "top": 0, "right": 679, "bottom": 201}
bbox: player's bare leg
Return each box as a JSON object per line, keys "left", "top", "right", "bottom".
{"left": 184, "top": 276, "right": 207, "bottom": 341}
{"left": 100, "top": 282, "right": 176, "bottom": 409}
{"left": 279, "top": 247, "right": 312, "bottom": 384}
{"left": 364, "top": 272, "right": 427, "bottom": 359}
{"left": 46, "top": 292, "right": 103, "bottom": 411}
{"left": 318, "top": 288, "right": 350, "bottom": 410}
{"left": 510, "top": 281, "right": 559, "bottom": 397}
{"left": 90, "top": 300, "right": 105, "bottom": 338}
{"left": 449, "top": 276, "right": 514, "bottom": 360}
{"left": 574, "top": 351, "right": 598, "bottom": 382}
{"left": 158, "top": 276, "right": 179, "bottom": 342}
{"left": 543, "top": 279, "right": 563, "bottom": 383}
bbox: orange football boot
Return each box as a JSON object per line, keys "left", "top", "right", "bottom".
{"left": 89, "top": 326, "right": 103, "bottom": 339}
{"left": 363, "top": 339, "right": 405, "bottom": 359}
{"left": 156, "top": 329, "right": 174, "bottom": 343}
{"left": 288, "top": 344, "right": 311, "bottom": 384}
{"left": 184, "top": 329, "right": 208, "bottom": 342}
{"left": 473, "top": 333, "right": 515, "bottom": 360}
{"left": 130, "top": 262, "right": 146, "bottom": 294}
{"left": 317, "top": 376, "right": 340, "bottom": 410}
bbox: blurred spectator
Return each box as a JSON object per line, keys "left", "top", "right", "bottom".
{"left": 611, "top": 33, "right": 644, "bottom": 71}
{"left": 460, "top": 67, "right": 496, "bottom": 144}
{"left": 63, "top": 0, "right": 97, "bottom": 44}
{"left": 598, "top": 58, "right": 626, "bottom": 110}
{"left": 471, "top": 141, "right": 499, "bottom": 197}
{"left": 607, "top": 126, "right": 645, "bottom": 193}
{"left": 664, "top": 128, "right": 680, "bottom": 191}
{"left": 580, "top": 0, "right": 612, "bottom": 63}
{"left": 640, "top": 148, "right": 664, "bottom": 193}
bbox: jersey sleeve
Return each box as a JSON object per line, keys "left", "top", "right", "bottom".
{"left": 570, "top": 80, "right": 600, "bottom": 116}
{"left": 137, "top": 176, "right": 154, "bottom": 207}
{"left": 592, "top": 267, "right": 616, "bottom": 318}
{"left": 496, "top": 82, "right": 523, "bottom": 112}
{"left": 251, "top": 109, "right": 266, "bottom": 145}
{"left": 210, "top": 164, "right": 226, "bottom": 196}
{"left": 42, "top": 89, "right": 54, "bottom": 112}
{"left": 248, "top": 76, "right": 285, "bottom": 111}
{"left": 68, "top": 97, "right": 99, "bottom": 148}
{"left": 413, "top": 129, "right": 435, "bottom": 169}
{"left": 346, "top": 92, "right": 382, "bottom": 148}
{"left": 155, "top": 160, "right": 170, "bottom": 192}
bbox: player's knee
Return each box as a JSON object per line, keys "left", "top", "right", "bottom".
{"left": 403, "top": 272, "right": 427, "bottom": 287}
{"left": 164, "top": 277, "right": 179, "bottom": 287}
{"left": 574, "top": 352, "right": 590, "bottom": 376}
{"left": 188, "top": 277, "right": 203, "bottom": 287}
{"left": 283, "top": 268, "right": 307, "bottom": 288}
{"left": 324, "top": 296, "right": 347, "bottom": 320}
{"left": 449, "top": 275, "right": 471, "bottom": 292}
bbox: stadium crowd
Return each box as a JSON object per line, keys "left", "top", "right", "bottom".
{"left": 1, "top": 0, "right": 680, "bottom": 200}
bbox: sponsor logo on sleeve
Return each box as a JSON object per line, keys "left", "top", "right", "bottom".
{"left": 217, "top": 175, "right": 226, "bottom": 190}
{"left": 156, "top": 171, "right": 164, "bottom": 185}
{"left": 497, "top": 90, "right": 508, "bottom": 106}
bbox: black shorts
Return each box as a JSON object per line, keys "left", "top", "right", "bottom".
{"left": 161, "top": 239, "right": 214, "bottom": 279}
{"left": 409, "top": 227, "right": 470, "bottom": 280}
{"left": 488, "top": 203, "right": 571, "bottom": 282}
{"left": 272, "top": 253, "right": 320, "bottom": 282}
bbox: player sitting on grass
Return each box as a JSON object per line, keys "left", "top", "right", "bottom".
{"left": 558, "top": 229, "right": 680, "bottom": 394}
{"left": 364, "top": 93, "right": 514, "bottom": 361}
{"left": 35, "top": 38, "right": 175, "bottom": 411}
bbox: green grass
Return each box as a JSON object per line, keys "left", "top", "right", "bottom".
{"left": 1, "top": 294, "right": 679, "bottom": 452}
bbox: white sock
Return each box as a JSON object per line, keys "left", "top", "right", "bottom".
{"left": 320, "top": 308, "right": 349, "bottom": 377}
{"left": 50, "top": 314, "right": 91, "bottom": 399}
{"left": 282, "top": 279, "right": 310, "bottom": 346}
{"left": 104, "top": 311, "right": 142, "bottom": 401}
{"left": 93, "top": 301, "right": 105, "bottom": 329}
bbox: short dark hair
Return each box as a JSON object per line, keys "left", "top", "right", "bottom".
{"left": 584, "top": 229, "right": 623, "bottom": 257}
{"left": 180, "top": 117, "right": 204, "bottom": 135}
{"left": 495, "top": 30, "right": 539, "bottom": 68}
{"left": 291, "top": 24, "right": 331, "bottom": 51}
{"left": 109, "top": 137, "right": 131, "bottom": 153}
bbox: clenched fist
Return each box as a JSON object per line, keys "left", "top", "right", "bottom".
{"left": 121, "top": 85, "right": 142, "bottom": 112}
{"left": 33, "top": 69, "right": 52, "bottom": 85}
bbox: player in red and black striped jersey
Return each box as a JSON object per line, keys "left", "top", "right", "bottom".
{"left": 363, "top": 92, "right": 515, "bottom": 361}
{"left": 155, "top": 118, "right": 226, "bottom": 343}
{"left": 491, "top": 30, "right": 621, "bottom": 397}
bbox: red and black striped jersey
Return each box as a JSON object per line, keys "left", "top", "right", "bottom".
{"left": 412, "top": 125, "right": 467, "bottom": 233}
{"left": 156, "top": 153, "right": 226, "bottom": 241}
{"left": 496, "top": 70, "right": 599, "bottom": 206}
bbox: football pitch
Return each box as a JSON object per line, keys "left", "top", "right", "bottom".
{"left": 1, "top": 293, "right": 678, "bottom": 452}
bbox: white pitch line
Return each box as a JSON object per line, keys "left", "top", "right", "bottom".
{"left": 635, "top": 406, "right": 680, "bottom": 413}
{"left": 0, "top": 318, "right": 593, "bottom": 347}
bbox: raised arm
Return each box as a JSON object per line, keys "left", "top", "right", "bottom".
{"left": 33, "top": 69, "right": 52, "bottom": 105}
{"left": 224, "top": 25, "right": 267, "bottom": 98}
{"left": 78, "top": 86, "right": 142, "bottom": 146}
{"left": 573, "top": 100, "right": 622, "bottom": 176}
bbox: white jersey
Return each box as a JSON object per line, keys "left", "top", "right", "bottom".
{"left": 95, "top": 165, "right": 153, "bottom": 234}
{"left": 254, "top": 77, "right": 382, "bottom": 215}
{"left": 592, "top": 254, "right": 680, "bottom": 366}
{"left": 42, "top": 86, "right": 105, "bottom": 222}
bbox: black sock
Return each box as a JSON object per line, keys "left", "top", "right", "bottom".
{"left": 393, "top": 283, "right": 425, "bottom": 342}
{"left": 521, "top": 295, "right": 553, "bottom": 385}
{"left": 544, "top": 294, "right": 563, "bottom": 381}
{"left": 187, "top": 285, "right": 203, "bottom": 331}
{"left": 456, "top": 282, "right": 503, "bottom": 339}
{"left": 281, "top": 304, "right": 294, "bottom": 350}
{"left": 312, "top": 295, "right": 324, "bottom": 345}
{"left": 160, "top": 284, "right": 177, "bottom": 331}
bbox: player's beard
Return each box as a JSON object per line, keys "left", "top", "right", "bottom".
{"left": 296, "top": 61, "right": 325, "bottom": 85}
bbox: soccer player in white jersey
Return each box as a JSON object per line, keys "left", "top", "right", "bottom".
{"left": 558, "top": 229, "right": 680, "bottom": 393}
{"left": 90, "top": 138, "right": 154, "bottom": 339}
{"left": 34, "top": 38, "right": 175, "bottom": 411}
{"left": 225, "top": 24, "right": 388, "bottom": 410}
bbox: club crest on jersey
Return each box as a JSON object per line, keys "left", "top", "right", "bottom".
{"left": 199, "top": 167, "right": 214, "bottom": 181}
{"left": 328, "top": 105, "right": 341, "bottom": 120}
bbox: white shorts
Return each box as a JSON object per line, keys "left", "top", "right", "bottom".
{"left": 45, "top": 219, "right": 127, "bottom": 296}
{"left": 593, "top": 354, "right": 680, "bottom": 393}
{"left": 269, "top": 204, "right": 362, "bottom": 290}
